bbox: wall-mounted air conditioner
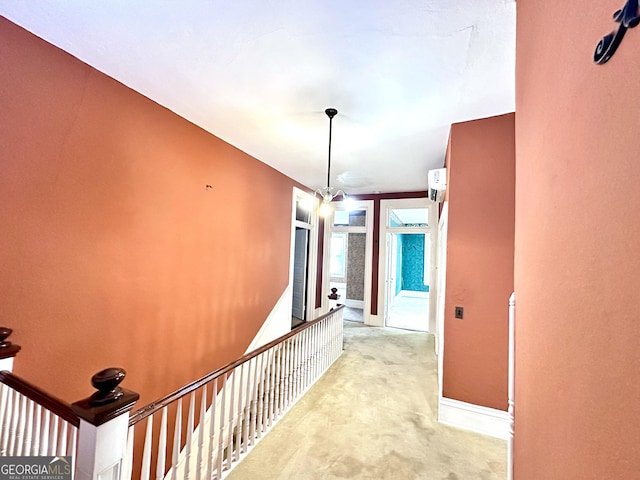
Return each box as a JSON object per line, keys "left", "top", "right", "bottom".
{"left": 428, "top": 168, "right": 447, "bottom": 203}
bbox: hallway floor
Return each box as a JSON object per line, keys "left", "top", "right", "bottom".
{"left": 227, "top": 321, "right": 506, "bottom": 480}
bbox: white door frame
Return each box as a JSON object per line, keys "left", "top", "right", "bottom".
{"left": 322, "top": 199, "right": 374, "bottom": 324}
{"left": 436, "top": 201, "right": 448, "bottom": 395}
{"left": 377, "top": 198, "right": 438, "bottom": 331}
{"left": 289, "top": 187, "right": 319, "bottom": 323}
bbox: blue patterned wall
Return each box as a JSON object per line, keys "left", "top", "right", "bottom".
{"left": 400, "top": 234, "right": 429, "bottom": 292}
{"left": 395, "top": 234, "right": 403, "bottom": 295}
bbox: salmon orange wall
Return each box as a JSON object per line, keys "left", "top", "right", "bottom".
{"left": 443, "top": 113, "right": 515, "bottom": 410}
{"left": 0, "top": 19, "right": 297, "bottom": 407}
{"left": 515, "top": 1, "right": 640, "bottom": 477}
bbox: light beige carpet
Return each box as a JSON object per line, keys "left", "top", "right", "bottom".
{"left": 227, "top": 321, "right": 506, "bottom": 480}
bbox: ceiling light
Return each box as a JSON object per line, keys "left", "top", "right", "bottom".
{"left": 314, "top": 108, "right": 351, "bottom": 217}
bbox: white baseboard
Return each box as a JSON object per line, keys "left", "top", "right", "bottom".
{"left": 366, "top": 314, "right": 384, "bottom": 327}
{"left": 398, "top": 290, "right": 429, "bottom": 299}
{"left": 438, "top": 396, "right": 509, "bottom": 440}
{"left": 344, "top": 299, "right": 364, "bottom": 309}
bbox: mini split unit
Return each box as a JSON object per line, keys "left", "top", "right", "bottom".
{"left": 428, "top": 168, "right": 447, "bottom": 202}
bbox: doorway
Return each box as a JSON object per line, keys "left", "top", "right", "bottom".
{"left": 378, "top": 198, "right": 437, "bottom": 332}
{"left": 291, "top": 189, "right": 317, "bottom": 329}
{"left": 324, "top": 200, "right": 374, "bottom": 324}
{"left": 384, "top": 231, "right": 431, "bottom": 331}
{"left": 292, "top": 227, "right": 309, "bottom": 325}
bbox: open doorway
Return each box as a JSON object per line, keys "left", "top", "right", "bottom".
{"left": 385, "top": 231, "right": 431, "bottom": 331}
{"left": 292, "top": 227, "right": 310, "bottom": 327}
{"left": 291, "top": 189, "right": 317, "bottom": 329}
{"left": 324, "top": 200, "right": 374, "bottom": 324}
{"left": 329, "top": 229, "right": 366, "bottom": 322}
{"left": 378, "top": 198, "right": 436, "bottom": 332}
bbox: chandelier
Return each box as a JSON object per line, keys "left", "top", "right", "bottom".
{"left": 314, "top": 108, "right": 354, "bottom": 217}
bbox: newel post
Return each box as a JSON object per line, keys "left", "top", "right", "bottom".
{"left": 328, "top": 287, "right": 341, "bottom": 311}
{"left": 0, "top": 327, "right": 21, "bottom": 372}
{"left": 71, "top": 368, "right": 139, "bottom": 480}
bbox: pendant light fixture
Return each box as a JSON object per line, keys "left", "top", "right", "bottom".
{"left": 314, "top": 108, "right": 353, "bottom": 217}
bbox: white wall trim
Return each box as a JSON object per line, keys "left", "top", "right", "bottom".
{"left": 438, "top": 396, "right": 509, "bottom": 440}
{"left": 344, "top": 299, "right": 364, "bottom": 309}
{"left": 290, "top": 187, "right": 318, "bottom": 323}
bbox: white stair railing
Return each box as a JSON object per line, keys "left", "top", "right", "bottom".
{"left": 126, "top": 306, "right": 344, "bottom": 480}
{"left": 0, "top": 372, "right": 79, "bottom": 458}
{"left": 0, "top": 327, "right": 139, "bottom": 480}
{"left": 0, "top": 306, "right": 344, "bottom": 480}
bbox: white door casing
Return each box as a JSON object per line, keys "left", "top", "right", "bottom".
{"left": 377, "top": 198, "right": 437, "bottom": 332}
{"left": 436, "top": 201, "right": 448, "bottom": 395}
{"left": 289, "top": 188, "right": 319, "bottom": 323}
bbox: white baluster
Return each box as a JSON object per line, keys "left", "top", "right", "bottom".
{"left": 256, "top": 354, "right": 265, "bottom": 438}
{"left": 268, "top": 349, "right": 276, "bottom": 426}
{"left": 23, "top": 399, "right": 34, "bottom": 456}
{"left": 156, "top": 407, "right": 168, "bottom": 480}
{"left": 294, "top": 334, "right": 301, "bottom": 398}
{"left": 184, "top": 391, "right": 195, "bottom": 480}
{"left": 299, "top": 332, "right": 305, "bottom": 395}
{"left": 318, "top": 321, "right": 324, "bottom": 374}
{"left": 122, "top": 425, "right": 134, "bottom": 480}
{"left": 15, "top": 393, "right": 27, "bottom": 456}
{"left": 241, "top": 362, "right": 251, "bottom": 455}
{"left": 169, "top": 399, "right": 182, "bottom": 480}
{"left": 283, "top": 340, "right": 291, "bottom": 407}
{"left": 316, "top": 322, "right": 322, "bottom": 376}
{"left": 49, "top": 415, "right": 59, "bottom": 456}
{"left": 292, "top": 335, "right": 299, "bottom": 398}
{"left": 40, "top": 409, "right": 50, "bottom": 455}
{"left": 69, "top": 427, "right": 77, "bottom": 476}
{"left": 330, "top": 314, "right": 336, "bottom": 359}
{"left": 308, "top": 326, "right": 314, "bottom": 385}
{"left": 226, "top": 368, "right": 237, "bottom": 470}
{"left": 273, "top": 345, "right": 282, "bottom": 421}
{"left": 140, "top": 416, "right": 153, "bottom": 480}
{"left": 306, "top": 326, "right": 312, "bottom": 386}
{"left": 235, "top": 364, "right": 244, "bottom": 461}
{"left": 196, "top": 385, "right": 206, "bottom": 480}
{"left": 316, "top": 320, "right": 327, "bottom": 378}
{"left": 217, "top": 374, "right": 227, "bottom": 477}
{"left": 58, "top": 420, "right": 68, "bottom": 456}
{"left": 32, "top": 404, "right": 41, "bottom": 455}
{"left": 282, "top": 342, "right": 289, "bottom": 410}
{"left": 8, "top": 391, "right": 21, "bottom": 455}
{"left": 263, "top": 351, "right": 271, "bottom": 429}
{"left": 249, "top": 357, "right": 261, "bottom": 445}
{"left": 0, "top": 384, "right": 8, "bottom": 449}
{"left": 207, "top": 379, "right": 218, "bottom": 480}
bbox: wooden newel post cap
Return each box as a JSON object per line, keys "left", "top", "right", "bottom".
{"left": 0, "top": 327, "right": 21, "bottom": 359}
{"left": 72, "top": 367, "right": 139, "bottom": 426}
{"left": 90, "top": 367, "right": 126, "bottom": 406}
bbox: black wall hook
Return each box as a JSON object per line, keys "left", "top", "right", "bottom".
{"left": 594, "top": 0, "right": 640, "bottom": 64}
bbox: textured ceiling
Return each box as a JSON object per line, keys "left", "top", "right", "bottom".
{"left": 0, "top": 1, "right": 516, "bottom": 194}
